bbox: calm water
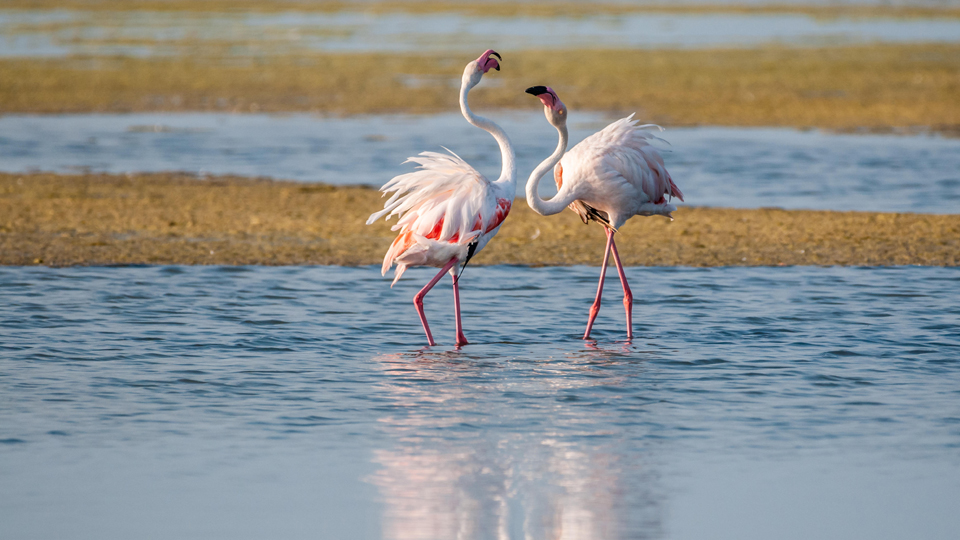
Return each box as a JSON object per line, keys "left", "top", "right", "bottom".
{"left": 4, "top": 9, "right": 960, "bottom": 58}
{"left": 2, "top": 265, "right": 959, "bottom": 539}
{"left": 2, "top": 112, "right": 959, "bottom": 213}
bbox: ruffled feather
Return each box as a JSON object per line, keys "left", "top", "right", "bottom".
{"left": 367, "top": 148, "right": 508, "bottom": 278}
{"left": 566, "top": 114, "right": 683, "bottom": 204}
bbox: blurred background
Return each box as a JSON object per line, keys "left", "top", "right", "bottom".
{"left": 2, "top": 0, "right": 959, "bottom": 210}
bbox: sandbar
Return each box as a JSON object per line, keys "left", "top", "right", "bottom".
{"left": 3, "top": 173, "right": 957, "bottom": 267}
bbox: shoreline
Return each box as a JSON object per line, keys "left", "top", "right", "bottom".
{"left": 3, "top": 173, "right": 958, "bottom": 268}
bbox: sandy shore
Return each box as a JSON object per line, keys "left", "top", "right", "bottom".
{"left": 2, "top": 45, "right": 958, "bottom": 134}
{"left": 2, "top": 173, "right": 957, "bottom": 267}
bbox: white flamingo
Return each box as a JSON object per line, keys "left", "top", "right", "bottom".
{"left": 524, "top": 86, "right": 684, "bottom": 340}
{"left": 366, "top": 50, "right": 515, "bottom": 347}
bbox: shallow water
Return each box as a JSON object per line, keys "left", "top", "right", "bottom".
{"left": 1, "top": 265, "right": 959, "bottom": 539}
{"left": 2, "top": 112, "right": 959, "bottom": 213}
{"left": 3, "top": 9, "right": 960, "bottom": 58}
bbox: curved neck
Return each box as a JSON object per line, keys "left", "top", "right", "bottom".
{"left": 525, "top": 121, "right": 573, "bottom": 216}
{"left": 460, "top": 81, "right": 516, "bottom": 187}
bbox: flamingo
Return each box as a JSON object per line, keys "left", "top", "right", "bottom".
{"left": 366, "top": 50, "right": 516, "bottom": 347}
{"left": 524, "top": 86, "right": 684, "bottom": 340}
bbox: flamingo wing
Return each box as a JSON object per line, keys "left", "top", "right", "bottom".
{"left": 564, "top": 114, "right": 683, "bottom": 205}
{"left": 367, "top": 149, "right": 512, "bottom": 280}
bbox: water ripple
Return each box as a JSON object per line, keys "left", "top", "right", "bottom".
{"left": 1, "top": 265, "right": 959, "bottom": 539}
{"left": 3, "top": 114, "right": 960, "bottom": 212}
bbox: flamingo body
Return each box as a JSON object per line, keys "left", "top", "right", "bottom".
{"left": 367, "top": 50, "right": 515, "bottom": 347}
{"left": 368, "top": 150, "right": 513, "bottom": 285}
{"left": 524, "top": 86, "right": 683, "bottom": 340}
{"left": 554, "top": 115, "right": 683, "bottom": 230}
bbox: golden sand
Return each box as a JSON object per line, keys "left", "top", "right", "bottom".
{"left": 2, "top": 45, "right": 958, "bottom": 134}
{"left": 3, "top": 173, "right": 957, "bottom": 267}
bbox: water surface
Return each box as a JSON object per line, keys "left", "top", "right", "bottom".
{"left": 1, "top": 265, "right": 959, "bottom": 539}
{"left": 2, "top": 112, "right": 958, "bottom": 213}
{"left": 3, "top": 9, "right": 960, "bottom": 58}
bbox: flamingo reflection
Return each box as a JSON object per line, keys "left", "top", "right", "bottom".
{"left": 367, "top": 351, "right": 665, "bottom": 539}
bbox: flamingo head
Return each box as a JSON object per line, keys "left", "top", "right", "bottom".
{"left": 463, "top": 49, "right": 502, "bottom": 86}
{"left": 526, "top": 86, "right": 567, "bottom": 127}
{"left": 476, "top": 49, "right": 502, "bottom": 73}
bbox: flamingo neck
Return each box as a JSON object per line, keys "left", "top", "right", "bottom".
{"left": 525, "top": 121, "right": 572, "bottom": 216}
{"left": 459, "top": 81, "right": 516, "bottom": 188}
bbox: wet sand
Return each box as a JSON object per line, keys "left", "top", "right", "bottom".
{"left": 2, "top": 45, "right": 958, "bottom": 134}
{"left": 3, "top": 173, "right": 957, "bottom": 267}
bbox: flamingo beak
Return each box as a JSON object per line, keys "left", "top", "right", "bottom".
{"left": 477, "top": 49, "right": 501, "bottom": 73}
{"left": 525, "top": 86, "right": 560, "bottom": 111}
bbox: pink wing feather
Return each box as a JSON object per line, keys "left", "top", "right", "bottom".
{"left": 367, "top": 149, "right": 511, "bottom": 280}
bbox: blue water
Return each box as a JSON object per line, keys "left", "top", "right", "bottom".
{"left": 2, "top": 265, "right": 959, "bottom": 539}
{"left": 4, "top": 9, "right": 960, "bottom": 58}
{"left": 3, "top": 112, "right": 959, "bottom": 213}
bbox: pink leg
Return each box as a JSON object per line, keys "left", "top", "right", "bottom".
{"left": 609, "top": 236, "right": 633, "bottom": 340}
{"left": 451, "top": 272, "right": 469, "bottom": 346}
{"left": 413, "top": 258, "right": 458, "bottom": 346}
{"left": 584, "top": 229, "right": 615, "bottom": 340}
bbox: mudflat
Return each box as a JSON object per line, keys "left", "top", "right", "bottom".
{"left": 3, "top": 173, "right": 957, "bottom": 267}
{"left": 2, "top": 45, "right": 957, "bottom": 134}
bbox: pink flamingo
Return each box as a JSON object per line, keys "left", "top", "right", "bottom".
{"left": 524, "top": 86, "right": 684, "bottom": 340}
{"left": 366, "top": 50, "right": 515, "bottom": 347}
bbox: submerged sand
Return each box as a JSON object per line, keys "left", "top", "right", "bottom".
{"left": 2, "top": 173, "right": 957, "bottom": 267}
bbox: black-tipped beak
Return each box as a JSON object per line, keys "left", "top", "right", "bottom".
{"left": 526, "top": 86, "right": 548, "bottom": 96}
{"left": 489, "top": 50, "right": 501, "bottom": 70}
